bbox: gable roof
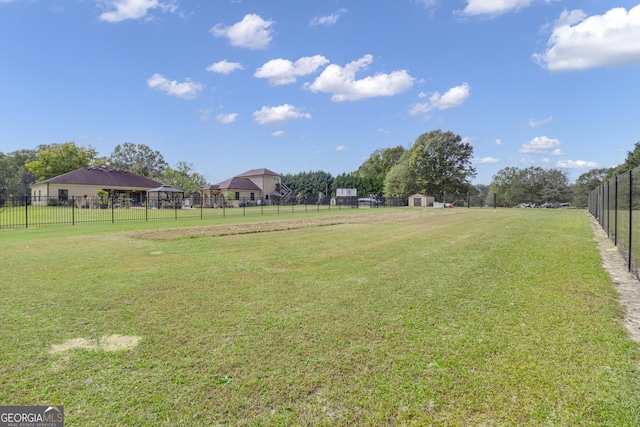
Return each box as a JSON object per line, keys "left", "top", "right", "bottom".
{"left": 40, "top": 166, "right": 162, "bottom": 188}
{"left": 236, "top": 168, "right": 281, "bottom": 177}
{"left": 215, "top": 177, "right": 261, "bottom": 191}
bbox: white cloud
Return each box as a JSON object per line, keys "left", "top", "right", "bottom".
{"left": 336, "top": 146, "right": 348, "bottom": 152}
{"left": 550, "top": 149, "right": 566, "bottom": 156}
{"left": 99, "top": 0, "right": 177, "bottom": 22}
{"left": 147, "top": 73, "right": 203, "bottom": 100}
{"left": 474, "top": 157, "right": 500, "bottom": 164}
{"left": 496, "top": 139, "right": 504, "bottom": 145}
{"left": 255, "top": 55, "right": 329, "bottom": 86}
{"left": 198, "top": 109, "right": 212, "bottom": 121}
{"left": 555, "top": 160, "right": 599, "bottom": 169}
{"left": 414, "top": 0, "right": 438, "bottom": 8}
{"left": 534, "top": 6, "right": 640, "bottom": 71}
{"left": 378, "top": 128, "right": 390, "bottom": 134}
{"left": 210, "top": 14, "right": 274, "bottom": 50}
{"left": 309, "top": 8, "right": 347, "bottom": 27}
{"left": 206, "top": 60, "right": 243, "bottom": 75}
{"left": 252, "top": 104, "right": 311, "bottom": 125}
{"left": 305, "top": 55, "right": 414, "bottom": 101}
{"left": 216, "top": 113, "right": 238, "bottom": 124}
{"left": 459, "top": 0, "right": 532, "bottom": 17}
{"left": 409, "top": 83, "right": 470, "bottom": 115}
{"left": 527, "top": 116, "right": 553, "bottom": 127}
{"left": 271, "top": 130, "right": 285, "bottom": 137}
{"left": 520, "top": 157, "right": 550, "bottom": 164}
{"left": 519, "top": 136, "right": 560, "bottom": 154}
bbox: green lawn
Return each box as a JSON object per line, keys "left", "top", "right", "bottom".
{"left": 1, "top": 208, "right": 639, "bottom": 426}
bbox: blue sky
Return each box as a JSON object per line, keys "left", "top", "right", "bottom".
{"left": 1, "top": 0, "right": 639, "bottom": 185}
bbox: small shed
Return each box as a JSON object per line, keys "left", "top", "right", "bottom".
{"left": 408, "top": 193, "right": 435, "bottom": 207}
{"left": 147, "top": 185, "right": 184, "bottom": 209}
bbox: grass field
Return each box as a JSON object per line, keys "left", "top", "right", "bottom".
{"left": 1, "top": 208, "right": 639, "bottom": 426}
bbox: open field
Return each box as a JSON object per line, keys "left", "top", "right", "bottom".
{"left": 1, "top": 208, "right": 640, "bottom": 425}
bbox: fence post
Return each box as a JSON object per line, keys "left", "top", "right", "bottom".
{"left": 25, "top": 195, "right": 28, "bottom": 229}
{"left": 614, "top": 176, "right": 618, "bottom": 246}
{"left": 493, "top": 192, "right": 497, "bottom": 209}
{"left": 111, "top": 195, "right": 115, "bottom": 223}
{"left": 630, "top": 170, "right": 633, "bottom": 272}
{"left": 72, "top": 195, "right": 75, "bottom": 226}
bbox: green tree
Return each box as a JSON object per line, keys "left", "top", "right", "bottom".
{"left": 489, "top": 166, "right": 570, "bottom": 206}
{"left": 282, "top": 171, "right": 334, "bottom": 200}
{"left": 0, "top": 149, "right": 39, "bottom": 202}
{"left": 407, "top": 130, "right": 476, "bottom": 201}
{"left": 357, "top": 146, "right": 406, "bottom": 195}
{"left": 609, "top": 141, "right": 640, "bottom": 177}
{"left": 25, "top": 142, "right": 98, "bottom": 182}
{"left": 540, "top": 168, "right": 571, "bottom": 204}
{"left": 383, "top": 150, "right": 418, "bottom": 198}
{"left": 108, "top": 142, "right": 167, "bottom": 180}
{"left": 162, "top": 161, "right": 207, "bottom": 195}
{"left": 572, "top": 167, "right": 610, "bottom": 208}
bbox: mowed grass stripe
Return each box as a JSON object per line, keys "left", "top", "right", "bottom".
{"left": 1, "top": 208, "right": 639, "bottom": 426}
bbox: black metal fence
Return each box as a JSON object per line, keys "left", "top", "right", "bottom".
{"left": 588, "top": 166, "right": 640, "bottom": 278}
{"left": 0, "top": 195, "right": 408, "bottom": 229}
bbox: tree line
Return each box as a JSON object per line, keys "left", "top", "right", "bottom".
{"left": 0, "top": 142, "right": 206, "bottom": 204}
{"left": 2, "top": 132, "right": 637, "bottom": 208}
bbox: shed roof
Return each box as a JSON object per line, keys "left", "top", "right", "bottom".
{"left": 148, "top": 184, "right": 184, "bottom": 193}
{"left": 39, "top": 166, "right": 162, "bottom": 188}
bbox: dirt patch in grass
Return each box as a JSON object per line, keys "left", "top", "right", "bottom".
{"left": 125, "top": 210, "right": 434, "bottom": 241}
{"left": 591, "top": 215, "right": 640, "bottom": 345}
{"left": 49, "top": 334, "right": 141, "bottom": 354}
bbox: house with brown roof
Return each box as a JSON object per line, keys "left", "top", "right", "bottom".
{"left": 200, "top": 168, "right": 292, "bottom": 207}
{"left": 31, "top": 166, "right": 162, "bottom": 206}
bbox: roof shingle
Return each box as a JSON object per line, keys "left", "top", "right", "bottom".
{"left": 42, "top": 167, "right": 162, "bottom": 188}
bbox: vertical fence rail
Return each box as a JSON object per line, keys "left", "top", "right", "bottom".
{"left": 589, "top": 166, "right": 640, "bottom": 279}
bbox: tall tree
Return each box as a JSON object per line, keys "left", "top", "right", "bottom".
{"left": 0, "top": 149, "right": 38, "bottom": 201}
{"left": 357, "top": 146, "right": 406, "bottom": 195}
{"left": 25, "top": 142, "right": 98, "bottom": 182}
{"left": 383, "top": 150, "right": 418, "bottom": 198}
{"left": 407, "top": 130, "right": 476, "bottom": 201}
{"left": 282, "top": 171, "right": 333, "bottom": 199}
{"left": 609, "top": 141, "right": 640, "bottom": 177}
{"left": 489, "top": 166, "right": 570, "bottom": 206}
{"left": 108, "top": 142, "right": 167, "bottom": 180}
{"left": 572, "top": 167, "right": 610, "bottom": 207}
{"left": 162, "top": 161, "right": 207, "bottom": 195}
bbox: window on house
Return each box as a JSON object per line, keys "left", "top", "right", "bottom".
{"left": 250, "top": 193, "right": 255, "bottom": 201}
{"left": 58, "top": 189, "right": 68, "bottom": 202}
{"left": 235, "top": 192, "right": 240, "bottom": 200}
